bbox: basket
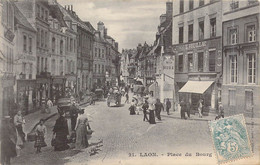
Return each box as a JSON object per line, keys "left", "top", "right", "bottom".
{"left": 27, "top": 132, "right": 36, "bottom": 142}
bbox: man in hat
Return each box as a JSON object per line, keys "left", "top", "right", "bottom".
{"left": 165, "top": 98, "right": 171, "bottom": 115}
{"left": 14, "top": 110, "right": 26, "bottom": 142}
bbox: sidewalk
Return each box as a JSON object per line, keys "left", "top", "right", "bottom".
{"left": 23, "top": 106, "right": 57, "bottom": 134}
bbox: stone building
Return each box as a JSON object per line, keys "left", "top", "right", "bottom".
{"left": 13, "top": 3, "right": 37, "bottom": 114}
{"left": 0, "top": 0, "right": 16, "bottom": 118}
{"left": 221, "top": 0, "right": 260, "bottom": 117}
{"left": 172, "top": 0, "right": 222, "bottom": 114}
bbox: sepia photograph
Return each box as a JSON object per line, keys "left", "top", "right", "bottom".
{"left": 0, "top": 0, "right": 259, "bottom": 164}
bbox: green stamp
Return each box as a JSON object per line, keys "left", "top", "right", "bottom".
{"left": 209, "top": 114, "right": 253, "bottom": 164}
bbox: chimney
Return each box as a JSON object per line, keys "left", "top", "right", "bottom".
{"left": 104, "top": 28, "right": 107, "bottom": 37}
{"left": 71, "top": 5, "right": 73, "bottom": 11}
{"left": 64, "top": 5, "right": 66, "bottom": 10}
{"left": 166, "top": 1, "right": 173, "bottom": 19}
{"left": 97, "top": 21, "right": 105, "bottom": 37}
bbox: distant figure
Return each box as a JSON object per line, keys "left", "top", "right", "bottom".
{"left": 129, "top": 105, "right": 136, "bottom": 115}
{"left": 147, "top": 92, "right": 156, "bottom": 124}
{"left": 166, "top": 98, "right": 171, "bottom": 115}
{"left": 142, "top": 98, "right": 149, "bottom": 121}
{"left": 136, "top": 94, "right": 143, "bottom": 115}
{"left": 46, "top": 98, "right": 53, "bottom": 114}
{"left": 34, "top": 119, "right": 47, "bottom": 153}
{"left": 1, "top": 116, "right": 17, "bottom": 165}
{"left": 155, "top": 99, "right": 164, "bottom": 120}
{"left": 198, "top": 99, "right": 203, "bottom": 118}
{"left": 125, "top": 93, "right": 129, "bottom": 103}
{"left": 70, "top": 102, "right": 78, "bottom": 131}
{"left": 180, "top": 99, "right": 187, "bottom": 120}
{"left": 52, "top": 111, "right": 70, "bottom": 151}
{"left": 75, "top": 109, "right": 91, "bottom": 149}
{"left": 215, "top": 102, "right": 224, "bottom": 120}
{"left": 186, "top": 101, "right": 191, "bottom": 118}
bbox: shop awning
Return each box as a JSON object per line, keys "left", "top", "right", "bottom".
{"left": 178, "top": 81, "right": 214, "bottom": 94}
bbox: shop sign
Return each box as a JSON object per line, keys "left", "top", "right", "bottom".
{"left": 185, "top": 41, "right": 206, "bottom": 50}
{"left": 4, "top": 29, "right": 15, "bottom": 42}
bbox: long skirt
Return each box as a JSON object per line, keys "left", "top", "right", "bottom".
{"left": 75, "top": 124, "right": 89, "bottom": 149}
{"left": 1, "top": 138, "right": 17, "bottom": 159}
{"left": 149, "top": 110, "right": 156, "bottom": 124}
{"left": 34, "top": 132, "right": 47, "bottom": 148}
{"left": 54, "top": 132, "right": 69, "bottom": 151}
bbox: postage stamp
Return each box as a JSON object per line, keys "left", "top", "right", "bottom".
{"left": 209, "top": 114, "right": 253, "bottom": 164}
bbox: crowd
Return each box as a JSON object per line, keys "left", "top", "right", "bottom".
{"left": 1, "top": 101, "right": 93, "bottom": 165}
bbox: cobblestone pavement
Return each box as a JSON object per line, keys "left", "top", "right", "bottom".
{"left": 12, "top": 94, "right": 259, "bottom": 165}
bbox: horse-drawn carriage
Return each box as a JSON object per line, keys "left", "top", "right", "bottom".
{"left": 107, "top": 87, "right": 122, "bottom": 107}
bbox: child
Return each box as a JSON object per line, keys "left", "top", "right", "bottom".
{"left": 34, "top": 119, "right": 47, "bottom": 153}
{"left": 125, "top": 93, "right": 129, "bottom": 103}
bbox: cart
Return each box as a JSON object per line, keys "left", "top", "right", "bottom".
{"left": 107, "top": 92, "right": 122, "bottom": 107}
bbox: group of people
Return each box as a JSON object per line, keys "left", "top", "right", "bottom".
{"left": 127, "top": 92, "right": 172, "bottom": 124}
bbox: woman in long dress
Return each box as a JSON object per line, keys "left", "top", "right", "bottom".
{"left": 75, "top": 109, "right": 91, "bottom": 149}
{"left": 53, "top": 111, "right": 70, "bottom": 151}
{"left": 34, "top": 119, "right": 47, "bottom": 153}
{"left": 147, "top": 92, "right": 156, "bottom": 124}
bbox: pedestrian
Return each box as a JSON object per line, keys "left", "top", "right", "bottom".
{"left": 52, "top": 110, "right": 70, "bottom": 151}
{"left": 129, "top": 105, "right": 136, "bottom": 115}
{"left": 142, "top": 98, "right": 149, "bottom": 121}
{"left": 70, "top": 102, "right": 78, "bottom": 131}
{"left": 34, "top": 119, "right": 47, "bottom": 153}
{"left": 75, "top": 109, "right": 91, "bottom": 150}
{"left": 14, "top": 110, "right": 26, "bottom": 142}
{"left": 1, "top": 116, "right": 17, "bottom": 165}
{"left": 166, "top": 98, "right": 171, "bottom": 115}
{"left": 186, "top": 101, "right": 191, "bottom": 118}
{"left": 46, "top": 98, "right": 53, "bottom": 114}
{"left": 198, "top": 99, "right": 203, "bottom": 118}
{"left": 215, "top": 102, "right": 224, "bottom": 120}
{"left": 155, "top": 99, "right": 164, "bottom": 121}
{"left": 136, "top": 94, "right": 143, "bottom": 115}
{"left": 147, "top": 92, "right": 156, "bottom": 124}
{"left": 180, "top": 99, "right": 187, "bottom": 119}
{"left": 125, "top": 92, "right": 129, "bottom": 103}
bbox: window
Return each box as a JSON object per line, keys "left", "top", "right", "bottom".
{"left": 209, "top": 51, "right": 216, "bottom": 71}
{"left": 188, "top": 54, "right": 193, "bottom": 72}
{"left": 23, "top": 35, "right": 27, "bottom": 52}
{"left": 95, "top": 48, "right": 97, "bottom": 57}
{"left": 199, "top": 21, "right": 204, "bottom": 40}
{"left": 98, "top": 48, "right": 101, "bottom": 58}
{"left": 230, "top": 0, "right": 239, "bottom": 10}
{"left": 60, "top": 40, "right": 63, "bottom": 55}
{"left": 37, "top": 57, "right": 40, "bottom": 73}
{"left": 198, "top": 52, "right": 204, "bottom": 72}
{"left": 247, "top": 25, "right": 256, "bottom": 42}
{"left": 41, "top": 57, "right": 44, "bottom": 72}
{"left": 230, "top": 55, "right": 237, "bottom": 83}
{"left": 74, "top": 40, "right": 76, "bottom": 52}
{"left": 41, "top": 30, "right": 44, "bottom": 47}
{"left": 199, "top": 0, "right": 204, "bottom": 6}
{"left": 60, "top": 60, "right": 63, "bottom": 75}
{"left": 180, "top": 0, "right": 184, "bottom": 13}
{"left": 188, "top": 24, "right": 193, "bottom": 42}
{"left": 247, "top": 53, "right": 256, "bottom": 84}
{"left": 29, "top": 37, "right": 32, "bottom": 53}
{"left": 179, "top": 26, "right": 183, "bottom": 43}
{"left": 45, "top": 31, "right": 47, "bottom": 48}
{"left": 230, "top": 28, "right": 238, "bottom": 45}
{"left": 245, "top": 91, "right": 253, "bottom": 109}
{"left": 102, "top": 49, "right": 104, "bottom": 58}
{"left": 41, "top": 7, "right": 44, "bottom": 19}
{"left": 37, "top": 28, "right": 40, "bottom": 46}
{"left": 37, "top": 5, "right": 40, "bottom": 18}
{"left": 102, "top": 65, "right": 104, "bottom": 73}
{"left": 178, "top": 55, "right": 183, "bottom": 72}
{"left": 22, "top": 62, "right": 26, "bottom": 74}
{"left": 98, "top": 64, "right": 100, "bottom": 73}
{"left": 70, "top": 38, "right": 73, "bottom": 51}
{"left": 51, "top": 59, "right": 56, "bottom": 74}
{"left": 210, "top": 18, "right": 216, "bottom": 37}
{"left": 52, "top": 37, "right": 55, "bottom": 53}
{"left": 29, "top": 64, "right": 32, "bottom": 79}
{"left": 189, "top": 0, "right": 194, "bottom": 10}
{"left": 45, "top": 10, "right": 48, "bottom": 22}
{"left": 228, "top": 90, "right": 236, "bottom": 106}
{"left": 45, "top": 58, "right": 48, "bottom": 71}
{"left": 248, "top": 0, "right": 258, "bottom": 5}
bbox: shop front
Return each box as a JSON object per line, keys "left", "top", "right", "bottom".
{"left": 51, "top": 76, "right": 66, "bottom": 104}
{"left": 65, "top": 73, "right": 77, "bottom": 97}
{"left": 17, "top": 79, "right": 36, "bottom": 115}
{"left": 36, "top": 72, "right": 51, "bottom": 106}
{"left": 0, "top": 74, "right": 15, "bottom": 117}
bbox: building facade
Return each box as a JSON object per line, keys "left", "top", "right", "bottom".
{"left": 0, "top": 0, "right": 16, "bottom": 118}
{"left": 13, "top": 3, "right": 37, "bottom": 114}
{"left": 172, "top": 0, "right": 222, "bottom": 114}
{"left": 222, "top": 0, "right": 260, "bottom": 117}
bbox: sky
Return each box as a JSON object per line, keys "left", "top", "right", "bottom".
{"left": 57, "top": 0, "right": 167, "bottom": 51}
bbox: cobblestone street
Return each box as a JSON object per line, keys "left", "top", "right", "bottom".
{"left": 11, "top": 95, "right": 259, "bottom": 165}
